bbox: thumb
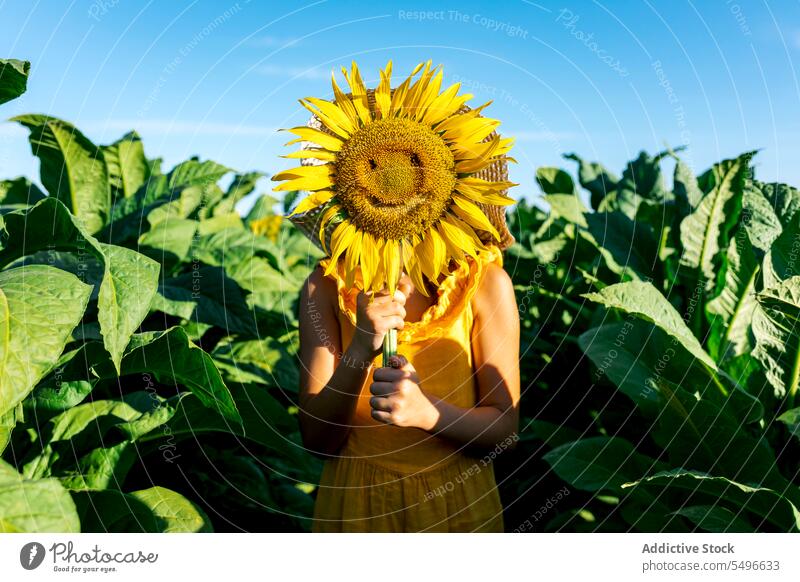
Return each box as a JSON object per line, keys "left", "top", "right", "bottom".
{"left": 388, "top": 354, "right": 415, "bottom": 374}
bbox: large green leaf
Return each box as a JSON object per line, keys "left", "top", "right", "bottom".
{"left": 142, "top": 386, "right": 319, "bottom": 481}
{"left": 752, "top": 277, "right": 800, "bottom": 403}
{"left": 96, "top": 243, "right": 160, "bottom": 372}
{"left": 0, "top": 59, "right": 29, "bottom": 105}
{"left": 72, "top": 486, "right": 211, "bottom": 532}
{"left": 679, "top": 153, "right": 754, "bottom": 293}
{"left": 543, "top": 436, "right": 664, "bottom": 492}
{"left": 152, "top": 266, "right": 258, "bottom": 336}
{"left": 11, "top": 114, "right": 110, "bottom": 233}
{"left": 583, "top": 281, "right": 715, "bottom": 368}
{"left": 0, "top": 460, "right": 80, "bottom": 532}
{"left": 672, "top": 156, "right": 703, "bottom": 216}
{"left": 0, "top": 265, "right": 92, "bottom": 417}
{"left": 564, "top": 152, "right": 618, "bottom": 210}
{"left": 102, "top": 131, "right": 149, "bottom": 200}
{"left": 583, "top": 211, "right": 659, "bottom": 279}
{"left": 210, "top": 171, "right": 264, "bottom": 216}
{"left": 95, "top": 327, "right": 241, "bottom": 423}
{"left": 536, "top": 167, "right": 575, "bottom": 195}
{"left": 622, "top": 470, "right": 800, "bottom": 532}
{"left": 706, "top": 225, "right": 759, "bottom": 361}
{"left": 763, "top": 212, "right": 800, "bottom": 288}
{"left": 0, "top": 198, "right": 160, "bottom": 372}
{"left": 130, "top": 487, "right": 212, "bottom": 532}
{"left": 0, "top": 176, "right": 46, "bottom": 206}
{"left": 137, "top": 217, "right": 197, "bottom": 271}
{"left": 671, "top": 505, "right": 755, "bottom": 533}
{"left": 211, "top": 336, "right": 299, "bottom": 390}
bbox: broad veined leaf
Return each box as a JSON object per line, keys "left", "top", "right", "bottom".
{"left": 583, "top": 211, "right": 659, "bottom": 280}
{"left": 152, "top": 266, "right": 258, "bottom": 336}
{"left": 142, "top": 386, "right": 319, "bottom": 481}
{"left": 680, "top": 152, "right": 755, "bottom": 292}
{"left": 22, "top": 399, "right": 146, "bottom": 480}
{"left": 0, "top": 59, "right": 29, "bottom": 105}
{"left": 583, "top": 281, "right": 715, "bottom": 368}
{"left": 72, "top": 486, "right": 212, "bottom": 533}
{"left": 622, "top": 470, "right": 800, "bottom": 532}
{"left": 564, "top": 152, "right": 618, "bottom": 210}
{"left": 763, "top": 211, "right": 800, "bottom": 288}
{"left": 543, "top": 194, "right": 587, "bottom": 228}
{"left": 210, "top": 171, "right": 264, "bottom": 217}
{"left": 94, "top": 327, "right": 241, "bottom": 424}
{"left": 0, "top": 460, "right": 80, "bottom": 532}
{"left": 11, "top": 114, "right": 110, "bottom": 233}
{"left": 706, "top": 225, "right": 759, "bottom": 361}
{"left": 0, "top": 176, "right": 46, "bottom": 206}
{"left": 167, "top": 158, "right": 230, "bottom": 191}
{"left": 96, "top": 243, "right": 160, "bottom": 373}
{"left": 670, "top": 505, "right": 755, "bottom": 533}
{"left": 777, "top": 407, "right": 800, "bottom": 444}
{"left": 741, "top": 181, "right": 783, "bottom": 254}
{"left": 102, "top": 131, "right": 149, "bottom": 200}
{"left": 137, "top": 217, "right": 197, "bottom": 272}
{"left": 617, "top": 149, "right": 671, "bottom": 203}
{"left": 543, "top": 436, "right": 665, "bottom": 492}
{"left": 752, "top": 277, "right": 800, "bottom": 402}
{"left": 211, "top": 336, "right": 299, "bottom": 390}
{"left": 0, "top": 199, "right": 160, "bottom": 372}
{"left": 0, "top": 265, "right": 92, "bottom": 417}
{"left": 536, "top": 167, "right": 575, "bottom": 195}
{"left": 129, "top": 486, "right": 212, "bottom": 532}
{"left": 672, "top": 156, "right": 704, "bottom": 216}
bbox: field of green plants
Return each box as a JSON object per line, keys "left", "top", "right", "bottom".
{"left": 2, "top": 58, "right": 799, "bottom": 532}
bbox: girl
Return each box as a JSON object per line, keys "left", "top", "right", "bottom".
{"left": 297, "top": 224, "right": 521, "bottom": 532}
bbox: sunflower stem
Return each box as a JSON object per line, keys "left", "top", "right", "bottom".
{"left": 382, "top": 328, "right": 397, "bottom": 367}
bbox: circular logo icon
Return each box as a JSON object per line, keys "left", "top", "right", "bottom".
{"left": 20, "top": 542, "right": 46, "bottom": 570}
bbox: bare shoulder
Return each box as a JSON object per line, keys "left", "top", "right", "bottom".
{"left": 472, "top": 261, "right": 517, "bottom": 317}
{"left": 300, "top": 264, "right": 338, "bottom": 312}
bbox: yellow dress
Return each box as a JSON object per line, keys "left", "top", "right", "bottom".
{"left": 312, "top": 245, "right": 505, "bottom": 533}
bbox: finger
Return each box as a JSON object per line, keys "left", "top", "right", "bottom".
{"left": 388, "top": 355, "right": 409, "bottom": 369}
{"left": 369, "top": 381, "right": 397, "bottom": 395}
{"left": 398, "top": 279, "right": 413, "bottom": 299}
{"left": 371, "top": 409, "right": 393, "bottom": 424}
{"left": 369, "top": 396, "right": 393, "bottom": 412}
{"left": 392, "top": 289, "right": 407, "bottom": 305}
{"left": 373, "top": 366, "right": 405, "bottom": 382}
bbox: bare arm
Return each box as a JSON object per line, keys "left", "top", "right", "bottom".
{"left": 297, "top": 265, "right": 407, "bottom": 457}
{"left": 369, "top": 262, "right": 521, "bottom": 453}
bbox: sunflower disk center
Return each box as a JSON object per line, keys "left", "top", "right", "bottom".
{"left": 335, "top": 118, "right": 456, "bottom": 240}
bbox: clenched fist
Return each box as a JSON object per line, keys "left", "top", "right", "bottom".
{"left": 369, "top": 355, "right": 438, "bottom": 430}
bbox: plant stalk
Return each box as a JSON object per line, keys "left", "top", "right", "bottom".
{"left": 382, "top": 328, "right": 397, "bottom": 367}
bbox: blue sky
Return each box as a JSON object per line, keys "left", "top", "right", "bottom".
{"left": 2, "top": 0, "right": 800, "bottom": 211}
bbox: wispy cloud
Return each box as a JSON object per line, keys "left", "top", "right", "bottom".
{"left": 254, "top": 64, "right": 331, "bottom": 80}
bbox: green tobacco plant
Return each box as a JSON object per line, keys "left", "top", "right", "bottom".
{"left": 500, "top": 148, "right": 800, "bottom": 532}
{"left": 0, "top": 58, "right": 322, "bottom": 532}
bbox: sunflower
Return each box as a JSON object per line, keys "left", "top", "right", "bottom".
{"left": 272, "top": 61, "right": 516, "bottom": 296}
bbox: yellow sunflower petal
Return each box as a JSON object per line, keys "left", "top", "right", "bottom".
{"left": 283, "top": 126, "right": 344, "bottom": 151}
{"left": 374, "top": 61, "right": 393, "bottom": 120}
{"left": 288, "top": 190, "right": 335, "bottom": 217}
{"left": 452, "top": 195, "right": 500, "bottom": 240}
{"left": 439, "top": 214, "right": 485, "bottom": 260}
{"left": 317, "top": 203, "right": 342, "bottom": 252}
{"left": 456, "top": 178, "right": 516, "bottom": 206}
{"left": 382, "top": 239, "right": 401, "bottom": 294}
{"left": 360, "top": 231, "right": 379, "bottom": 292}
{"left": 344, "top": 229, "right": 362, "bottom": 288}
{"left": 342, "top": 62, "right": 371, "bottom": 126}
{"left": 411, "top": 67, "right": 444, "bottom": 121}
{"left": 407, "top": 256, "right": 428, "bottom": 297}
{"left": 331, "top": 72, "right": 360, "bottom": 126}
{"left": 282, "top": 148, "right": 337, "bottom": 162}
{"left": 272, "top": 164, "right": 335, "bottom": 192}
{"left": 324, "top": 221, "right": 357, "bottom": 277}
{"left": 300, "top": 96, "right": 356, "bottom": 138}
